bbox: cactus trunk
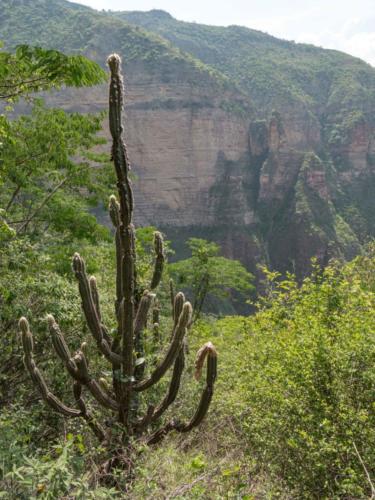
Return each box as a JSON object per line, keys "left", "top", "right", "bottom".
{"left": 19, "top": 53, "right": 217, "bottom": 450}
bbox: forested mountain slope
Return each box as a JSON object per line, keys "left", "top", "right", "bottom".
{"left": 118, "top": 9, "right": 375, "bottom": 116}
{"left": 1, "top": 0, "right": 375, "bottom": 282}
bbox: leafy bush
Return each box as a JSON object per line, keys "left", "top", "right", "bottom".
{"left": 170, "top": 238, "right": 254, "bottom": 319}
{"left": 0, "top": 430, "right": 118, "bottom": 499}
{"left": 194, "top": 250, "right": 375, "bottom": 498}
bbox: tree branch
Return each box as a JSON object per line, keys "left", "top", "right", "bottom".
{"left": 5, "top": 185, "right": 21, "bottom": 212}
{"left": 16, "top": 176, "right": 68, "bottom": 234}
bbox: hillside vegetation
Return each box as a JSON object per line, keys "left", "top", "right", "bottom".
{"left": 118, "top": 9, "right": 375, "bottom": 119}
{"left": 0, "top": 4, "right": 374, "bottom": 498}
{"left": 0, "top": 0, "right": 234, "bottom": 91}
{"left": 3, "top": 1, "right": 375, "bottom": 119}
{"left": 1, "top": 232, "right": 374, "bottom": 497}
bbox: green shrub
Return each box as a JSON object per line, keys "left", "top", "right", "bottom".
{"left": 0, "top": 430, "right": 118, "bottom": 499}
{"left": 193, "top": 249, "right": 375, "bottom": 498}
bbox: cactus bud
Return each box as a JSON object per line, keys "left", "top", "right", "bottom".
{"left": 109, "top": 195, "right": 120, "bottom": 228}
{"left": 174, "top": 293, "right": 185, "bottom": 325}
{"left": 107, "top": 53, "right": 122, "bottom": 72}
{"left": 89, "top": 276, "right": 97, "bottom": 288}
{"left": 19, "top": 317, "right": 33, "bottom": 354}
{"left": 72, "top": 253, "right": 84, "bottom": 274}
{"left": 179, "top": 302, "right": 192, "bottom": 328}
{"left": 194, "top": 342, "right": 217, "bottom": 381}
{"left": 46, "top": 314, "right": 55, "bottom": 328}
{"left": 154, "top": 231, "right": 164, "bottom": 254}
{"left": 19, "top": 316, "right": 29, "bottom": 334}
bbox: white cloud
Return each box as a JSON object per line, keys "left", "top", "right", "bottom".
{"left": 246, "top": 10, "right": 375, "bottom": 67}
{"left": 343, "top": 32, "right": 375, "bottom": 65}
{"left": 292, "top": 17, "right": 375, "bottom": 66}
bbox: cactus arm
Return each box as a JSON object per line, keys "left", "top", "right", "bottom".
{"left": 19, "top": 317, "right": 81, "bottom": 418}
{"left": 108, "top": 198, "right": 123, "bottom": 401}
{"left": 169, "top": 279, "right": 175, "bottom": 318}
{"left": 131, "top": 223, "right": 141, "bottom": 308}
{"left": 135, "top": 404, "right": 155, "bottom": 432}
{"left": 44, "top": 392, "right": 81, "bottom": 417}
{"left": 73, "top": 382, "right": 106, "bottom": 441}
{"left": 150, "top": 232, "right": 165, "bottom": 290}
{"left": 89, "top": 276, "right": 102, "bottom": 322}
{"left": 89, "top": 276, "right": 112, "bottom": 346}
{"left": 109, "top": 195, "right": 123, "bottom": 316}
{"left": 86, "top": 381, "right": 118, "bottom": 410}
{"left": 107, "top": 54, "right": 134, "bottom": 254}
{"left": 177, "top": 342, "right": 217, "bottom": 432}
{"left": 117, "top": 223, "right": 135, "bottom": 415}
{"left": 118, "top": 293, "right": 134, "bottom": 426}
{"left": 133, "top": 302, "right": 192, "bottom": 392}
{"left": 72, "top": 253, "right": 121, "bottom": 365}
{"left": 134, "top": 290, "right": 155, "bottom": 381}
{"left": 107, "top": 54, "right": 133, "bottom": 217}
{"left": 146, "top": 422, "right": 175, "bottom": 445}
{"left": 47, "top": 314, "right": 78, "bottom": 376}
{"left": 107, "top": 54, "right": 136, "bottom": 426}
{"left": 134, "top": 291, "right": 154, "bottom": 337}
{"left": 152, "top": 304, "right": 160, "bottom": 325}
{"left": 47, "top": 315, "right": 119, "bottom": 411}
{"left": 173, "top": 292, "right": 184, "bottom": 327}
{"left": 152, "top": 321, "right": 160, "bottom": 346}
{"left": 120, "top": 225, "right": 135, "bottom": 300}
{"left": 21, "top": 316, "right": 112, "bottom": 433}
{"left": 73, "top": 351, "right": 119, "bottom": 411}
{"left": 151, "top": 347, "right": 185, "bottom": 422}
{"left": 151, "top": 304, "right": 161, "bottom": 346}
{"left": 146, "top": 342, "right": 217, "bottom": 444}
{"left": 167, "top": 291, "right": 184, "bottom": 343}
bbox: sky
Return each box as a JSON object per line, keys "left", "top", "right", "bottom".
{"left": 75, "top": 0, "right": 375, "bottom": 67}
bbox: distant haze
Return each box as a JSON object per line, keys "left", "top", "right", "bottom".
{"left": 74, "top": 0, "right": 375, "bottom": 67}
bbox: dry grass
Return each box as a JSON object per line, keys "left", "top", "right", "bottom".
{"left": 126, "top": 418, "right": 291, "bottom": 499}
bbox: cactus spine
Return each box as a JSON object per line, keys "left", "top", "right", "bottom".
{"left": 19, "top": 54, "right": 217, "bottom": 446}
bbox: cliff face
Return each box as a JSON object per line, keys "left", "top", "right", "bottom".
{"left": 132, "top": 91, "right": 372, "bottom": 281}
{"left": 2, "top": 0, "right": 375, "bottom": 284}
{"left": 125, "top": 84, "right": 251, "bottom": 228}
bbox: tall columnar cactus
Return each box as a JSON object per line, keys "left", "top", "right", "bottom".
{"left": 19, "top": 54, "right": 217, "bottom": 446}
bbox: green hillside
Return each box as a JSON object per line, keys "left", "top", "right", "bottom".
{"left": 0, "top": 0, "right": 233, "bottom": 91}
{"left": 3, "top": 1, "right": 375, "bottom": 124}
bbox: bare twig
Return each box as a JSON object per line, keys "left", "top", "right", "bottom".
{"left": 166, "top": 470, "right": 213, "bottom": 499}
{"left": 5, "top": 185, "right": 21, "bottom": 212}
{"left": 353, "top": 441, "right": 375, "bottom": 499}
{"left": 16, "top": 176, "right": 68, "bottom": 234}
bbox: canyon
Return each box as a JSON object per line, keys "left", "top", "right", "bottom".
{"left": 1, "top": 0, "right": 375, "bottom": 285}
